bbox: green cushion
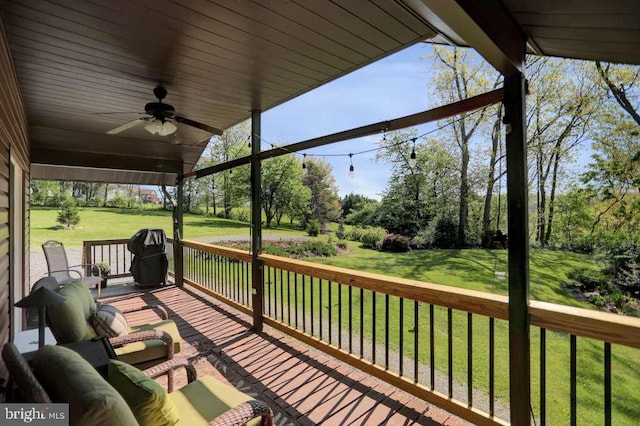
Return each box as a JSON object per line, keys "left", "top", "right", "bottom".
{"left": 169, "top": 376, "right": 259, "bottom": 426}
{"left": 33, "top": 345, "right": 137, "bottom": 426}
{"left": 108, "top": 360, "right": 179, "bottom": 426}
{"left": 47, "top": 280, "right": 98, "bottom": 343}
{"left": 115, "top": 320, "right": 182, "bottom": 365}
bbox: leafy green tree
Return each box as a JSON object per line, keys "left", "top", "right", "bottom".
{"left": 429, "top": 46, "right": 499, "bottom": 247}
{"left": 527, "top": 57, "right": 599, "bottom": 246}
{"left": 301, "top": 158, "right": 340, "bottom": 227}
{"left": 57, "top": 199, "right": 80, "bottom": 228}
{"left": 198, "top": 122, "right": 251, "bottom": 218}
{"left": 340, "top": 193, "right": 376, "bottom": 218}
{"left": 261, "top": 155, "right": 309, "bottom": 227}
{"left": 375, "top": 128, "right": 458, "bottom": 237}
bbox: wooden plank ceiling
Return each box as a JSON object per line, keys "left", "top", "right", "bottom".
{"left": 0, "top": 0, "right": 436, "bottom": 185}
{"left": 0, "top": 0, "right": 639, "bottom": 185}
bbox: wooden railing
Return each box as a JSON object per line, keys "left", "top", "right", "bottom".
{"left": 178, "top": 239, "right": 640, "bottom": 426}
{"left": 83, "top": 237, "right": 640, "bottom": 424}
{"left": 82, "top": 237, "right": 174, "bottom": 279}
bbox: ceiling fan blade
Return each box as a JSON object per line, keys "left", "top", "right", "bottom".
{"left": 106, "top": 118, "right": 146, "bottom": 135}
{"left": 92, "top": 111, "right": 143, "bottom": 115}
{"left": 174, "top": 115, "right": 223, "bottom": 136}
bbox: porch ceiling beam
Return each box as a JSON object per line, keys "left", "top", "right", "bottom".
{"left": 31, "top": 148, "right": 182, "bottom": 174}
{"left": 188, "top": 87, "right": 504, "bottom": 179}
{"left": 407, "top": 0, "right": 526, "bottom": 76}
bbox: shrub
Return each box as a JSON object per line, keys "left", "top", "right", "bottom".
{"left": 56, "top": 199, "right": 80, "bottom": 228}
{"left": 335, "top": 222, "right": 346, "bottom": 240}
{"left": 381, "top": 234, "right": 411, "bottom": 252}
{"left": 567, "top": 267, "right": 610, "bottom": 292}
{"left": 432, "top": 217, "right": 458, "bottom": 249}
{"left": 588, "top": 294, "right": 606, "bottom": 308}
{"left": 346, "top": 226, "right": 364, "bottom": 242}
{"left": 231, "top": 208, "right": 250, "bottom": 223}
{"left": 307, "top": 220, "right": 320, "bottom": 236}
{"left": 360, "top": 228, "right": 385, "bottom": 250}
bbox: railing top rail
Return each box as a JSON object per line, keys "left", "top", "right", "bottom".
{"left": 259, "top": 253, "right": 509, "bottom": 320}
{"left": 182, "top": 239, "right": 252, "bottom": 263}
{"left": 83, "top": 238, "right": 131, "bottom": 245}
{"left": 530, "top": 300, "right": 640, "bottom": 349}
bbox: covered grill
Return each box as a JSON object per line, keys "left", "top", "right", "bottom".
{"left": 127, "top": 228, "right": 168, "bottom": 288}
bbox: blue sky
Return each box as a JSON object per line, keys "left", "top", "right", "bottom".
{"left": 261, "top": 43, "right": 438, "bottom": 200}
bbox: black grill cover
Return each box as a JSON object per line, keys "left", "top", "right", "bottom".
{"left": 127, "top": 228, "right": 168, "bottom": 287}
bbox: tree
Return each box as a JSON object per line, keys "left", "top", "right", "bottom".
{"left": 261, "top": 155, "right": 309, "bottom": 227}
{"left": 301, "top": 158, "right": 340, "bottom": 227}
{"left": 429, "top": 46, "right": 499, "bottom": 247}
{"left": 340, "top": 193, "right": 376, "bottom": 218}
{"left": 526, "top": 57, "right": 599, "bottom": 246}
{"left": 595, "top": 61, "right": 640, "bottom": 126}
{"left": 199, "top": 122, "right": 251, "bottom": 218}
{"left": 376, "top": 129, "right": 458, "bottom": 237}
{"left": 57, "top": 199, "right": 80, "bottom": 228}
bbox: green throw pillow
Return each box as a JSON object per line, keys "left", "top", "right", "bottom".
{"left": 108, "top": 360, "right": 180, "bottom": 426}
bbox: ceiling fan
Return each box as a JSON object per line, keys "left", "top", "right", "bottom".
{"left": 105, "top": 85, "right": 223, "bottom": 138}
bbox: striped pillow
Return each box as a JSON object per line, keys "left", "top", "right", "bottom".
{"left": 91, "top": 304, "right": 128, "bottom": 337}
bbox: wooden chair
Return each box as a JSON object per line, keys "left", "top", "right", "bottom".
{"left": 42, "top": 240, "right": 103, "bottom": 299}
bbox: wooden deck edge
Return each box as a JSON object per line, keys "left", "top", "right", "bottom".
{"left": 183, "top": 278, "right": 253, "bottom": 317}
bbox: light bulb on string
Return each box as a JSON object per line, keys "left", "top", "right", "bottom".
{"left": 348, "top": 153, "right": 354, "bottom": 178}
{"left": 409, "top": 138, "right": 417, "bottom": 169}
{"left": 302, "top": 154, "right": 307, "bottom": 170}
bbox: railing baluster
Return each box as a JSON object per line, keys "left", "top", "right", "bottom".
{"left": 372, "top": 292, "right": 376, "bottom": 364}
{"left": 468, "top": 312, "right": 473, "bottom": 407}
{"left": 399, "top": 297, "right": 404, "bottom": 376}
{"left": 295, "top": 273, "right": 299, "bottom": 328}
{"left": 540, "top": 327, "right": 546, "bottom": 426}
{"left": 490, "top": 317, "right": 495, "bottom": 417}
{"left": 385, "top": 294, "right": 389, "bottom": 368}
{"left": 310, "top": 277, "right": 314, "bottom": 336}
{"left": 349, "top": 286, "right": 353, "bottom": 353}
{"left": 319, "top": 278, "right": 323, "bottom": 341}
{"left": 414, "top": 300, "right": 419, "bottom": 383}
{"left": 570, "top": 334, "right": 577, "bottom": 426}
{"left": 328, "top": 280, "right": 332, "bottom": 344}
{"left": 338, "top": 283, "right": 342, "bottom": 349}
{"left": 280, "top": 269, "right": 284, "bottom": 321}
{"left": 302, "top": 273, "right": 306, "bottom": 333}
{"left": 448, "top": 308, "right": 453, "bottom": 398}
{"left": 287, "top": 271, "right": 291, "bottom": 325}
{"left": 430, "top": 304, "right": 435, "bottom": 390}
{"left": 360, "top": 288, "right": 364, "bottom": 358}
{"left": 604, "top": 342, "right": 611, "bottom": 426}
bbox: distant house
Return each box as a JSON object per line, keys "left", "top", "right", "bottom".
{"left": 139, "top": 188, "right": 160, "bottom": 204}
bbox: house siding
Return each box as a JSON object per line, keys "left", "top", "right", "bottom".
{"left": 0, "top": 17, "right": 30, "bottom": 386}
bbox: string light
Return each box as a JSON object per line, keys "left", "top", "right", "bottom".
{"left": 348, "top": 153, "right": 354, "bottom": 178}
{"left": 409, "top": 138, "right": 417, "bottom": 169}
{"left": 242, "top": 107, "right": 486, "bottom": 173}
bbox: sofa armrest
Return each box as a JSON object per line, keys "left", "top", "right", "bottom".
{"left": 109, "top": 330, "right": 174, "bottom": 359}
{"left": 208, "top": 400, "right": 273, "bottom": 426}
{"left": 142, "top": 356, "right": 197, "bottom": 383}
{"left": 121, "top": 304, "right": 169, "bottom": 320}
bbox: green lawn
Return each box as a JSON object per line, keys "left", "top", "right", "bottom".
{"left": 31, "top": 207, "right": 638, "bottom": 424}
{"left": 30, "top": 207, "right": 304, "bottom": 248}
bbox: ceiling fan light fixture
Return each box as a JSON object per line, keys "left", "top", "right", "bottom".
{"left": 144, "top": 119, "right": 177, "bottom": 136}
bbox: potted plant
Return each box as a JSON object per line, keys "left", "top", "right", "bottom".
{"left": 92, "top": 262, "right": 111, "bottom": 289}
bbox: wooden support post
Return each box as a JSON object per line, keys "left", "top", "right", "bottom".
{"left": 250, "top": 109, "right": 264, "bottom": 331}
{"left": 504, "top": 72, "right": 531, "bottom": 424}
{"left": 174, "top": 172, "right": 184, "bottom": 287}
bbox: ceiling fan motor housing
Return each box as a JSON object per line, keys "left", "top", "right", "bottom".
{"left": 145, "top": 102, "right": 175, "bottom": 120}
